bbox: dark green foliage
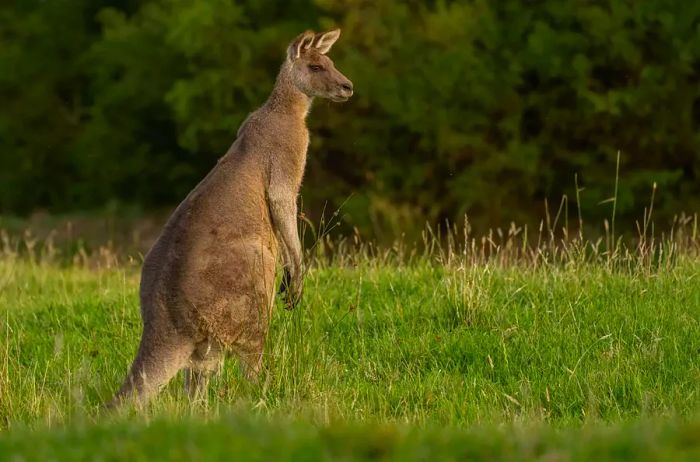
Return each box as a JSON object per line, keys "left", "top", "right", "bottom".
{"left": 1, "top": 1, "right": 699, "bottom": 236}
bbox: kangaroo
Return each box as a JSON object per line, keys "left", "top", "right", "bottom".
{"left": 110, "top": 29, "right": 353, "bottom": 406}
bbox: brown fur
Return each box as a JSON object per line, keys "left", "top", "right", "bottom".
{"left": 110, "top": 29, "right": 352, "bottom": 406}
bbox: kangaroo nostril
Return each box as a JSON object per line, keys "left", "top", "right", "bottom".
{"left": 341, "top": 83, "right": 353, "bottom": 92}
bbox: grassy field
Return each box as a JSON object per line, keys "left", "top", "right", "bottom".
{"left": 1, "top": 233, "right": 700, "bottom": 459}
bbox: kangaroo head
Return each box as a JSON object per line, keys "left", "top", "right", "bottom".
{"left": 287, "top": 29, "right": 353, "bottom": 102}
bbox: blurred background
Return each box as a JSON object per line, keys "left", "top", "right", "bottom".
{"left": 1, "top": 0, "right": 699, "bottom": 249}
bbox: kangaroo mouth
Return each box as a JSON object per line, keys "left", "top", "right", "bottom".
{"left": 331, "top": 94, "right": 350, "bottom": 102}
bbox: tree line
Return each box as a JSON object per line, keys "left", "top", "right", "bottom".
{"left": 1, "top": 0, "right": 699, "bottom": 238}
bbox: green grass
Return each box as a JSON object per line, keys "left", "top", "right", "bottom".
{"left": 1, "top": 251, "right": 699, "bottom": 459}
{"left": 2, "top": 415, "right": 700, "bottom": 461}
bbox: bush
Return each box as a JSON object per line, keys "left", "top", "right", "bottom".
{"left": 1, "top": 0, "right": 699, "bottom": 237}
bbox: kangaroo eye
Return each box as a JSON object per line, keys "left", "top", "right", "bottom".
{"left": 308, "top": 65, "right": 324, "bottom": 72}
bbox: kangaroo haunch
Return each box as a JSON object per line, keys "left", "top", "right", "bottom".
{"left": 110, "top": 29, "right": 353, "bottom": 406}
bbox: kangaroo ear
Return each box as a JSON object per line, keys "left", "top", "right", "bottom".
{"left": 288, "top": 30, "right": 316, "bottom": 61}
{"left": 313, "top": 29, "right": 341, "bottom": 55}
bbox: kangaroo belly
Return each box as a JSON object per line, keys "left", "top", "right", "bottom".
{"left": 181, "top": 239, "right": 279, "bottom": 347}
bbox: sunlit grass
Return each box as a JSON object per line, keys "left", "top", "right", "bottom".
{"left": 2, "top": 257, "right": 699, "bottom": 425}
{"left": 1, "top": 220, "right": 699, "bottom": 459}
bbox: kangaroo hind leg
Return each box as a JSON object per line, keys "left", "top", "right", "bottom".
{"left": 235, "top": 341, "right": 265, "bottom": 384}
{"left": 110, "top": 327, "right": 194, "bottom": 408}
{"left": 184, "top": 339, "right": 224, "bottom": 402}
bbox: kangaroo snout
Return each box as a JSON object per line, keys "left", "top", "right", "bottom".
{"left": 341, "top": 81, "right": 353, "bottom": 95}
{"left": 333, "top": 80, "right": 353, "bottom": 102}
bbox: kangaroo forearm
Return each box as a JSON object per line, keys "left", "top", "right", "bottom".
{"left": 269, "top": 199, "right": 302, "bottom": 270}
{"left": 275, "top": 231, "right": 292, "bottom": 267}
{"left": 270, "top": 198, "right": 304, "bottom": 309}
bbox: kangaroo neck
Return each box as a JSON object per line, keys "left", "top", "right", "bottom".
{"left": 264, "top": 62, "right": 312, "bottom": 119}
